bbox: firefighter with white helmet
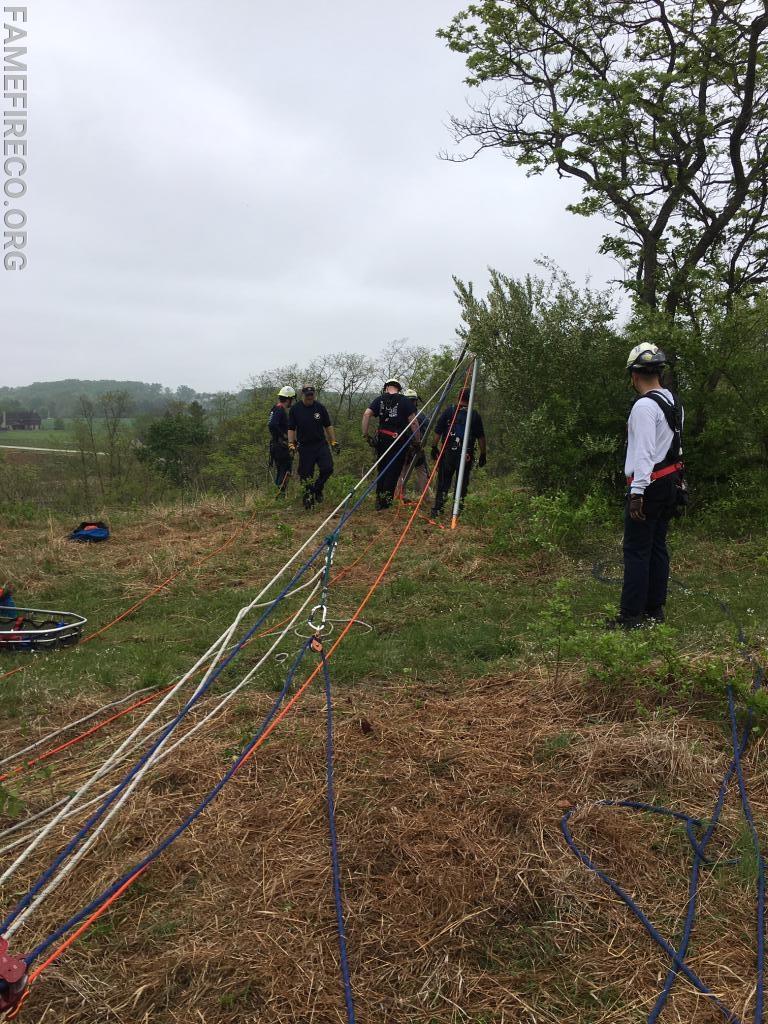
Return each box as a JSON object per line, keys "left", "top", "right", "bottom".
{"left": 396, "top": 388, "right": 430, "bottom": 500}
{"left": 268, "top": 386, "right": 297, "bottom": 493}
{"left": 361, "top": 378, "right": 421, "bottom": 510}
{"left": 608, "top": 343, "right": 686, "bottom": 629}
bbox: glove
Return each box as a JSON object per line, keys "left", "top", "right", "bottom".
{"left": 629, "top": 494, "right": 646, "bottom": 521}
{"left": 363, "top": 434, "right": 375, "bottom": 449}
{"left": 331, "top": 441, "right": 340, "bottom": 454}
{"left": 288, "top": 442, "right": 297, "bottom": 455}
{"left": 478, "top": 452, "right": 487, "bottom": 468}
{"left": 430, "top": 445, "right": 439, "bottom": 461}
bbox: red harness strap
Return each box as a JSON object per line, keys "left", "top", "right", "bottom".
{"left": 626, "top": 461, "right": 684, "bottom": 485}
{"left": 378, "top": 428, "right": 399, "bottom": 438}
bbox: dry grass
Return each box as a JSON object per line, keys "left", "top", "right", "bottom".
{"left": 0, "top": 502, "right": 764, "bottom": 1022}
{"left": 0, "top": 665, "right": 763, "bottom": 1024}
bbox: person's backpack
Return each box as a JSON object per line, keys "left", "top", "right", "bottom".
{"left": 69, "top": 521, "right": 110, "bottom": 543}
{"left": 445, "top": 406, "right": 469, "bottom": 452}
{"left": 642, "top": 392, "right": 688, "bottom": 515}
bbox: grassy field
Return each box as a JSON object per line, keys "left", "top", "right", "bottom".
{"left": 0, "top": 479, "right": 765, "bottom": 1022}
{"left": 0, "top": 429, "right": 78, "bottom": 449}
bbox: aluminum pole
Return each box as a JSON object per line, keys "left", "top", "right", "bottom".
{"left": 399, "top": 343, "right": 470, "bottom": 494}
{"left": 450, "top": 356, "right": 478, "bottom": 530}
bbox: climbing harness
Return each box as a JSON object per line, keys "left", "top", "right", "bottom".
{"left": 627, "top": 390, "right": 688, "bottom": 515}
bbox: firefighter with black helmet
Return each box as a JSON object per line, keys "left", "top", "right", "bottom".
{"left": 608, "top": 343, "right": 685, "bottom": 630}
{"left": 361, "top": 378, "right": 421, "bottom": 510}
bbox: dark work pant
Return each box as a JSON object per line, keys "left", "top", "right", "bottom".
{"left": 297, "top": 442, "right": 333, "bottom": 497}
{"left": 433, "top": 451, "right": 472, "bottom": 514}
{"left": 375, "top": 438, "right": 409, "bottom": 509}
{"left": 620, "top": 477, "right": 677, "bottom": 617}
{"left": 270, "top": 442, "right": 292, "bottom": 489}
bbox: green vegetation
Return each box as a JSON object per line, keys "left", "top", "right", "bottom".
{"left": 2, "top": 476, "right": 764, "bottom": 718}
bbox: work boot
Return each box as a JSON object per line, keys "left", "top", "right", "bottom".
{"left": 302, "top": 485, "right": 315, "bottom": 510}
{"left": 605, "top": 612, "right": 645, "bottom": 631}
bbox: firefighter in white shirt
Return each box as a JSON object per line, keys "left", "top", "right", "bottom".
{"left": 609, "top": 344, "right": 685, "bottom": 630}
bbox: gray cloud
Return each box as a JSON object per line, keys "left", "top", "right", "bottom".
{"left": 2, "top": 0, "right": 619, "bottom": 391}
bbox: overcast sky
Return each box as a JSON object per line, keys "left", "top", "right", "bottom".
{"left": 2, "top": 0, "right": 619, "bottom": 392}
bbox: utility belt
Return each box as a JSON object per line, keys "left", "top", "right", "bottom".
{"left": 626, "top": 461, "right": 683, "bottom": 486}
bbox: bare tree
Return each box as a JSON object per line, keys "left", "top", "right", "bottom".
{"left": 327, "top": 351, "right": 377, "bottom": 417}
{"left": 377, "top": 339, "right": 437, "bottom": 386}
{"left": 209, "top": 392, "right": 239, "bottom": 430}
{"left": 99, "top": 390, "right": 132, "bottom": 485}
{"left": 74, "top": 396, "right": 105, "bottom": 497}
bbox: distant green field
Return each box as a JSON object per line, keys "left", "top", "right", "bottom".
{"left": 0, "top": 429, "right": 77, "bottom": 449}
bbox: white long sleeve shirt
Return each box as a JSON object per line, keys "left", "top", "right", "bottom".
{"left": 624, "top": 388, "right": 680, "bottom": 494}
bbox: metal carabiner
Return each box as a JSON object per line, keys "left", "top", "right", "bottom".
{"left": 307, "top": 602, "right": 328, "bottom": 634}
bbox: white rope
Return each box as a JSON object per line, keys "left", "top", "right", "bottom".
{"left": 0, "top": 585, "right": 332, "bottom": 856}
{"left": 0, "top": 685, "right": 159, "bottom": 769}
{"left": 4, "top": 577, "right": 323, "bottom": 939}
{"left": 0, "top": 562, "right": 323, "bottom": 889}
{"left": 0, "top": 571, "right": 323, "bottom": 772}
{"left": 1, "top": 354, "right": 467, "bottom": 927}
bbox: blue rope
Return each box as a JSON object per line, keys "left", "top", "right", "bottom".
{"left": 572, "top": 560, "right": 767, "bottom": 1021}
{"left": 320, "top": 651, "right": 356, "bottom": 1024}
{"left": 649, "top": 719, "right": 750, "bottom": 1022}
{"left": 1, "top": 542, "right": 328, "bottom": 937}
{"left": 25, "top": 638, "right": 314, "bottom": 964}
{"left": 560, "top": 805, "right": 742, "bottom": 1022}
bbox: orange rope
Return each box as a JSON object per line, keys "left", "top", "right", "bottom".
{"left": 11, "top": 372, "right": 471, "bottom": 1007}
{"left": 0, "top": 524, "right": 388, "bottom": 783}
{"left": 6, "top": 866, "right": 148, "bottom": 1019}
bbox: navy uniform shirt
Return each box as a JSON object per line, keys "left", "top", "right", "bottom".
{"left": 369, "top": 393, "right": 417, "bottom": 437}
{"left": 268, "top": 404, "right": 290, "bottom": 443}
{"left": 288, "top": 401, "right": 332, "bottom": 445}
{"left": 435, "top": 406, "right": 485, "bottom": 452}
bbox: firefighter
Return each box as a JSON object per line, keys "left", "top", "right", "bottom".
{"left": 608, "top": 343, "right": 685, "bottom": 629}
{"left": 361, "top": 378, "right": 420, "bottom": 510}
{"left": 287, "top": 385, "right": 340, "bottom": 509}
{"left": 430, "top": 389, "right": 486, "bottom": 517}
{"left": 267, "top": 386, "right": 296, "bottom": 493}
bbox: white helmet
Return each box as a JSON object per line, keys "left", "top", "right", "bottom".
{"left": 403, "top": 388, "right": 418, "bottom": 399}
{"left": 626, "top": 344, "right": 667, "bottom": 373}
{"left": 277, "top": 386, "right": 296, "bottom": 399}
{"left": 383, "top": 378, "right": 402, "bottom": 391}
